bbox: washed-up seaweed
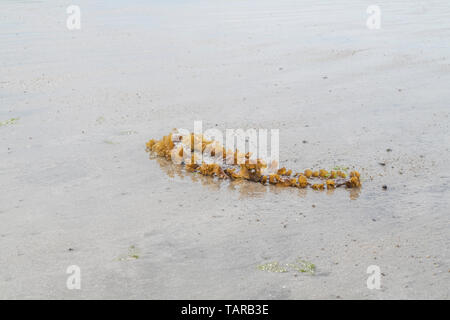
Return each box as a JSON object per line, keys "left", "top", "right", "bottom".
{"left": 145, "top": 130, "right": 361, "bottom": 190}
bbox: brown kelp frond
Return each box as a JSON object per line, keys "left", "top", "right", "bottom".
{"left": 146, "top": 130, "right": 361, "bottom": 191}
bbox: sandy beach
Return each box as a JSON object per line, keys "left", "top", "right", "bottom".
{"left": 1, "top": 0, "right": 449, "bottom": 299}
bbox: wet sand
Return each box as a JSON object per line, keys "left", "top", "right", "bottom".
{"left": 0, "top": 0, "right": 449, "bottom": 299}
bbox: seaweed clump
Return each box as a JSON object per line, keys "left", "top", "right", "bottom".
{"left": 146, "top": 130, "right": 361, "bottom": 191}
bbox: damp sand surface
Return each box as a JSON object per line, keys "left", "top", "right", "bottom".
{"left": 0, "top": 0, "right": 449, "bottom": 299}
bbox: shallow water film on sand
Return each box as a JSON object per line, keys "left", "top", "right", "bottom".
{"left": 1, "top": 0, "right": 449, "bottom": 299}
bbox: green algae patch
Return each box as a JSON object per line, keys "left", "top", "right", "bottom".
{"left": 103, "top": 139, "right": 119, "bottom": 145}
{"left": 0, "top": 117, "right": 19, "bottom": 127}
{"left": 257, "top": 262, "right": 288, "bottom": 273}
{"left": 120, "top": 130, "right": 138, "bottom": 136}
{"left": 287, "top": 258, "right": 316, "bottom": 274}
{"left": 333, "top": 166, "right": 349, "bottom": 173}
{"left": 96, "top": 116, "right": 106, "bottom": 124}
{"left": 118, "top": 245, "right": 140, "bottom": 261}
{"left": 258, "top": 258, "right": 315, "bottom": 275}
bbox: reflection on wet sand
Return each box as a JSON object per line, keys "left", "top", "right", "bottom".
{"left": 155, "top": 157, "right": 360, "bottom": 200}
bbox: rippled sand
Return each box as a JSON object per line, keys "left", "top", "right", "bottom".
{"left": 0, "top": 0, "right": 449, "bottom": 299}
